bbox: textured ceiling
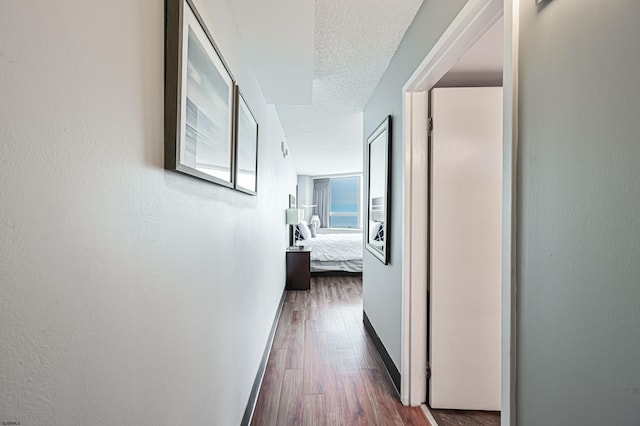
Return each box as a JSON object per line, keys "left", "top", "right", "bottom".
{"left": 277, "top": 0, "right": 424, "bottom": 175}
{"left": 227, "top": 0, "right": 314, "bottom": 104}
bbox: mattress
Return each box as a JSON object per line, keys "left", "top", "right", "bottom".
{"left": 309, "top": 259, "right": 362, "bottom": 273}
{"left": 296, "top": 232, "right": 363, "bottom": 272}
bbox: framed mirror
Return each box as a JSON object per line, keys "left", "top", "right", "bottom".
{"left": 365, "top": 116, "right": 391, "bottom": 264}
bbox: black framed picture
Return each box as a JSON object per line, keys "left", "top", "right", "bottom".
{"left": 165, "top": 0, "right": 236, "bottom": 187}
{"left": 234, "top": 88, "right": 258, "bottom": 195}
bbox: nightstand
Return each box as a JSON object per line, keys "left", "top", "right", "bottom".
{"left": 286, "top": 247, "right": 311, "bottom": 290}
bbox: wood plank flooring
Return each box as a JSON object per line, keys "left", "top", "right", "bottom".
{"left": 251, "top": 276, "right": 429, "bottom": 426}
{"left": 429, "top": 408, "right": 500, "bottom": 426}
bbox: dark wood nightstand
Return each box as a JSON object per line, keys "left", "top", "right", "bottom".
{"left": 286, "top": 247, "right": 311, "bottom": 290}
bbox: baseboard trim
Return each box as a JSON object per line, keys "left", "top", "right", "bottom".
{"left": 311, "top": 271, "right": 362, "bottom": 277}
{"left": 420, "top": 404, "right": 440, "bottom": 426}
{"left": 363, "top": 310, "right": 401, "bottom": 395}
{"left": 241, "top": 289, "right": 286, "bottom": 426}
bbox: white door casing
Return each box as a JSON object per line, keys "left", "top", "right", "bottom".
{"left": 400, "top": 0, "right": 517, "bottom": 423}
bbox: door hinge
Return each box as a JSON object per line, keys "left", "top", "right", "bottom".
{"left": 427, "top": 117, "right": 433, "bottom": 135}
{"left": 426, "top": 361, "right": 431, "bottom": 380}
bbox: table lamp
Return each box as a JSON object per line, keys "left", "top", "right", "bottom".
{"left": 310, "top": 214, "right": 321, "bottom": 229}
{"left": 286, "top": 208, "right": 303, "bottom": 248}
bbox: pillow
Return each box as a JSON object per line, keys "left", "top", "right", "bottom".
{"left": 369, "top": 220, "right": 384, "bottom": 241}
{"left": 298, "top": 222, "right": 312, "bottom": 241}
{"left": 295, "top": 225, "right": 304, "bottom": 241}
{"left": 309, "top": 223, "right": 317, "bottom": 238}
{"left": 369, "top": 221, "right": 382, "bottom": 241}
{"left": 374, "top": 222, "right": 384, "bottom": 241}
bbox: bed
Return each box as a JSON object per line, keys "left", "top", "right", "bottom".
{"left": 295, "top": 232, "right": 363, "bottom": 273}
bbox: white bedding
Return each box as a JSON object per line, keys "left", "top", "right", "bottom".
{"left": 296, "top": 233, "right": 363, "bottom": 262}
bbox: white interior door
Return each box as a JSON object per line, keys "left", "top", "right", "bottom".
{"left": 429, "top": 87, "right": 502, "bottom": 411}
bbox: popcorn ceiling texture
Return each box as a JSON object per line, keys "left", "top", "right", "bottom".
{"left": 278, "top": 0, "right": 423, "bottom": 174}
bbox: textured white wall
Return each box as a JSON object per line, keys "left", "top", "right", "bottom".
{"left": 0, "top": 0, "right": 296, "bottom": 424}
{"left": 517, "top": 0, "right": 640, "bottom": 424}
{"left": 363, "top": 0, "right": 469, "bottom": 372}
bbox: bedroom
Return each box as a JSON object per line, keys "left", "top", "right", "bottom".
{"left": 291, "top": 174, "right": 365, "bottom": 274}
{"left": 280, "top": 78, "right": 368, "bottom": 277}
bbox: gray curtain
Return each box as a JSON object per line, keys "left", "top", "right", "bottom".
{"left": 313, "top": 178, "right": 331, "bottom": 228}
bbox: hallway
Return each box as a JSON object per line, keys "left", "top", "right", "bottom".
{"left": 251, "top": 276, "right": 429, "bottom": 425}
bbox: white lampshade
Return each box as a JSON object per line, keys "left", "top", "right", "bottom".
{"left": 286, "top": 208, "right": 303, "bottom": 225}
{"left": 310, "top": 214, "right": 321, "bottom": 228}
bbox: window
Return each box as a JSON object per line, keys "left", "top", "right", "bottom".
{"left": 329, "top": 176, "right": 361, "bottom": 228}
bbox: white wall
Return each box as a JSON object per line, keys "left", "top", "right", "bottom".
{"left": 363, "top": 0, "right": 469, "bottom": 372}
{"left": 0, "top": 1, "right": 296, "bottom": 424}
{"left": 517, "top": 0, "right": 640, "bottom": 424}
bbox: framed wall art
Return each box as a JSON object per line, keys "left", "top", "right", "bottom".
{"left": 165, "top": 0, "right": 236, "bottom": 187}
{"left": 234, "top": 88, "right": 258, "bottom": 195}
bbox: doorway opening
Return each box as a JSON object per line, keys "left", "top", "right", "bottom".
{"left": 400, "top": 0, "right": 518, "bottom": 425}
{"left": 428, "top": 17, "right": 503, "bottom": 423}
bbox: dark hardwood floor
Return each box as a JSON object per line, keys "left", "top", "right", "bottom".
{"left": 429, "top": 408, "right": 500, "bottom": 426}
{"left": 251, "top": 276, "right": 429, "bottom": 426}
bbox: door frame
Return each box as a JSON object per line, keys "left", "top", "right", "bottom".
{"left": 400, "top": 0, "right": 518, "bottom": 424}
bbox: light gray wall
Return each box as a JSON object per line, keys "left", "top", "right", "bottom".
{"left": 363, "top": 0, "right": 469, "bottom": 370}
{"left": 0, "top": 0, "right": 296, "bottom": 424}
{"left": 365, "top": 1, "right": 640, "bottom": 421}
{"left": 517, "top": 0, "right": 640, "bottom": 424}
